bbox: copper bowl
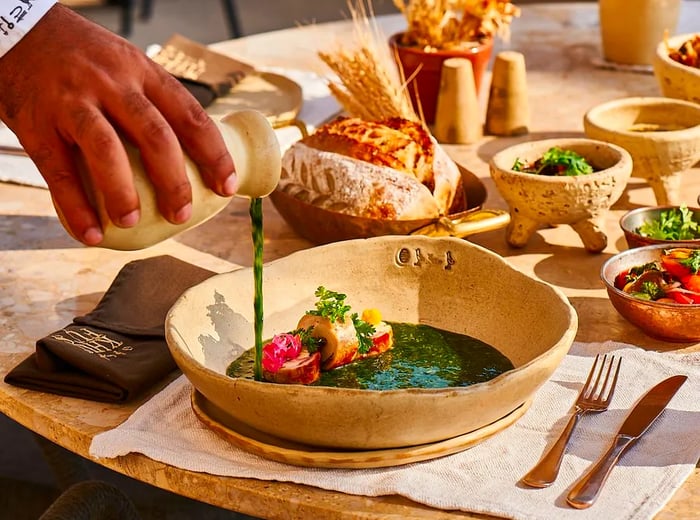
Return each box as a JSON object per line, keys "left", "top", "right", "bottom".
{"left": 619, "top": 205, "right": 700, "bottom": 249}
{"left": 269, "top": 164, "right": 509, "bottom": 245}
{"left": 601, "top": 243, "right": 700, "bottom": 342}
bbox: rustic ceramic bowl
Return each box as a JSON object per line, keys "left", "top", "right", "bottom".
{"left": 653, "top": 33, "right": 700, "bottom": 104}
{"left": 489, "top": 138, "right": 633, "bottom": 253}
{"left": 619, "top": 205, "right": 700, "bottom": 248}
{"left": 601, "top": 243, "right": 700, "bottom": 342}
{"left": 583, "top": 96, "right": 700, "bottom": 206}
{"left": 165, "top": 236, "right": 577, "bottom": 450}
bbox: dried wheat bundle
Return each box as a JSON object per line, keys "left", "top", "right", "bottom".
{"left": 318, "top": 1, "right": 419, "bottom": 122}
{"left": 393, "top": 0, "right": 520, "bottom": 50}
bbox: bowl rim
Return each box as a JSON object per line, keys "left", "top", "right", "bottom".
{"left": 583, "top": 96, "right": 700, "bottom": 136}
{"left": 655, "top": 32, "right": 700, "bottom": 76}
{"left": 489, "top": 137, "right": 631, "bottom": 181}
{"left": 600, "top": 242, "right": 700, "bottom": 307}
{"left": 166, "top": 235, "right": 578, "bottom": 394}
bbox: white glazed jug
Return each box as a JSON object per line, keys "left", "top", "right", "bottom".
{"left": 56, "top": 109, "right": 281, "bottom": 251}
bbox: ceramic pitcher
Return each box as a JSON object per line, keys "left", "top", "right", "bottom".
{"left": 598, "top": 0, "right": 680, "bottom": 66}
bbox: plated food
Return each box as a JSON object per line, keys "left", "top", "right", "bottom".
{"left": 512, "top": 147, "right": 595, "bottom": 176}
{"left": 620, "top": 205, "right": 700, "bottom": 248}
{"left": 490, "top": 138, "right": 632, "bottom": 252}
{"left": 601, "top": 243, "right": 700, "bottom": 342}
{"left": 613, "top": 247, "right": 700, "bottom": 304}
{"left": 668, "top": 34, "right": 700, "bottom": 69}
{"left": 165, "top": 236, "right": 577, "bottom": 450}
{"left": 654, "top": 33, "right": 700, "bottom": 104}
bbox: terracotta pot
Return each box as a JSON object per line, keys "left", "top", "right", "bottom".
{"left": 389, "top": 33, "right": 492, "bottom": 125}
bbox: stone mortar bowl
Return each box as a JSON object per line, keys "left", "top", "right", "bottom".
{"left": 165, "top": 236, "right": 577, "bottom": 450}
{"left": 489, "top": 138, "right": 632, "bottom": 253}
{"left": 653, "top": 33, "right": 700, "bottom": 104}
{"left": 583, "top": 96, "right": 700, "bottom": 206}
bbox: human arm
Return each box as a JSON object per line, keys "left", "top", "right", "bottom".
{"left": 0, "top": 4, "right": 236, "bottom": 246}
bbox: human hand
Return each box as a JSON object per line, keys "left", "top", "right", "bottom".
{"left": 0, "top": 4, "right": 236, "bottom": 246}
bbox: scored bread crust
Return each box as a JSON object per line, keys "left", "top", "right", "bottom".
{"left": 279, "top": 142, "right": 440, "bottom": 220}
{"left": 279, "top": 117, "right": 463, "bottom": 220}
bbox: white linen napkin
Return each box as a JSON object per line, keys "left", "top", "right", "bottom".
{"left": 90, "top": 341, "right": 700, "bottom": 520}
{"left": 0, "top": 125, "right": 46, "bottom": 188}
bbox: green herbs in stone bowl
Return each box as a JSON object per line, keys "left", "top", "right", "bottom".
{"left": 637, "top": 205, "right": 700, "bottom": 241}
{"left": 512, "top": 147, "right": 595, "bottom": 176}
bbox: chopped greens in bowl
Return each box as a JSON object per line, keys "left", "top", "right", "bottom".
{"left": 512, "top": 147, "right": 595, "bottom": 176}
{"left": 637, "top": 205, "right": 700, "bottom": 240}
{"left": 620, "top": 205, "right": 700, "bottom": 248}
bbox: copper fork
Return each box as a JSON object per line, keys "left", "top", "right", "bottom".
{"left": 521, "top": 354, "right": 622, "bottom": 488}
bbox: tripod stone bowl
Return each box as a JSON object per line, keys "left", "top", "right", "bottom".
{"left": 489, "top": 138, "right": 632, "bottom": 253}
{"left": 584, "top": 96, "right": 700, "bottom": 206}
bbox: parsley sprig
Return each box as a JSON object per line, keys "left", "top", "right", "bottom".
{"left": 637, "top": 205, "right": 700, "bottom": 241}
{"left": 307, "top": 286, "right": 376, "bottom": 354}
{"left": 678, "top": 249, "right": 700, "bottom": 274}
{"left": 512, "top": 147, "right": 594, "bottom": 176}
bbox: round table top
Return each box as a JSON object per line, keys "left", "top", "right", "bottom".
{"left": 0, "top": 2, "right": 698, "bottom": 519}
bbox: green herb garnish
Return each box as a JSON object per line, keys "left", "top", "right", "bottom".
{"left": 309, "top": 286, "right": 351, "bottom": 323}
{"left": 290, "top": 326, "right": 323, "bottom": 353}
{"left": 677, "top": 249, "right": 700, "bottom": 274}
{"left": 512, "top": 147, "right": 594, "bottom": 176}
{"left": 352, "top": 314, "right": 375, "bottom": 354}
{"left": 639, "top": 280, "right": 665, "bottom": 300}
{"left": 307, "top": 286, "right": 375, "bottom": 354}
{"left": 637, "top": 205, "right": 700, "bottom": 241}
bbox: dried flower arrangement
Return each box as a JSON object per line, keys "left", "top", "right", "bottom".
{"left": 393, "top": 0, "right": 520, "bottom": 50}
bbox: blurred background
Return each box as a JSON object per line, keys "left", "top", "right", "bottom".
{"left": 67, "top": 0, "right": 401, "bottom": 49}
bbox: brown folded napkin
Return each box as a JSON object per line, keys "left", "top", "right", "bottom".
{"left": 152, "top": 33, "right": 254, "bottom": 108}
{"left": 5, "top": 256, "right": 215, "bottom": 403}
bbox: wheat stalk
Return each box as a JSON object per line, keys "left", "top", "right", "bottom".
{"left": 318, "top": 0, "right": 419, "bottom": 122}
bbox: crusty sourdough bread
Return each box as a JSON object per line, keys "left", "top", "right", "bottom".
{"left": 279, "top": 117, "right": 463, "bottom": 220}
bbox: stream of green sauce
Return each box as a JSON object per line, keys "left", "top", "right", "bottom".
{"left": 250, "top": 197, "right": 264, "bottom": 381}
{"left": 227, "top": 322, "right": 514, "bottom": 390}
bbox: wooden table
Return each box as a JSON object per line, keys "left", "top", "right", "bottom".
{"left": 1, "top": 3, "right": 699, "bottom": 518}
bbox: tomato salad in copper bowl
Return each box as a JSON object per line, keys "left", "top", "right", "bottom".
{"left": 601, "top": 244, "right": 700, "bottom": 342}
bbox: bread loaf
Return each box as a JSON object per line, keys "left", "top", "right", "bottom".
{"left": 279, "top": 117, "right": 463, "bottom": 220}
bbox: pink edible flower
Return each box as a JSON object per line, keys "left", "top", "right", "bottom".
{"left": 261, "top": 333, "right": 302, "bottom": 373}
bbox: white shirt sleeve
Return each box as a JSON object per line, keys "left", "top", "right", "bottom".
{"left": 0, "top": 0, "right": 57, "bottom": 58}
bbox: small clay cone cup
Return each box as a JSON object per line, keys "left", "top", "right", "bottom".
{"left": 433, "top": 58, "right": 483, "bottom": 144}
{"left": 485, "top": 51, "right": 530, "bottom": 136}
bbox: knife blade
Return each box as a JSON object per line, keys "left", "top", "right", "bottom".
{"left": 566, "top": 374, "right": 687, "bottom": 509}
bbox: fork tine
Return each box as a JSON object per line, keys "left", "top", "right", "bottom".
{"left": 600, "top": 356, "right": 621, "bottom": 405}
{"left": 579, "top": 354, "right": 601, "bottom": 399}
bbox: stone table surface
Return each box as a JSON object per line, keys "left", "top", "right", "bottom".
{"left": 1, "top": 2, "right": 699, "bottom": 519}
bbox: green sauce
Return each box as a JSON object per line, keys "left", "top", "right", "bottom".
{"left": 227, "top": 322, "right": 514, "bottom": 390}
{"left": 250, "top": 197, "right": 264, "bottom": 381}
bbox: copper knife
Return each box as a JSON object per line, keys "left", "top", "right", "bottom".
{"left": 566, "top": 374, "right": 688, "bottom": 509}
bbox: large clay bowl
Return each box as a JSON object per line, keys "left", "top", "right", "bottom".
{"left": 583, "top": 96, "right": 700, "bottom": 206}
{"left": 489, "top": 138, "right": 633, "bottom": 253}
{"left": 270, "top": 164, "right": 510, "bottom": 244}
{"left": 653, "top": 33, "right": 700, "bottom": 104}
{"left": 166, "top": 236, "right": 577, "bottom": 450}
{"left": 601, "top": 243, "right": 700, "bottom": 342}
